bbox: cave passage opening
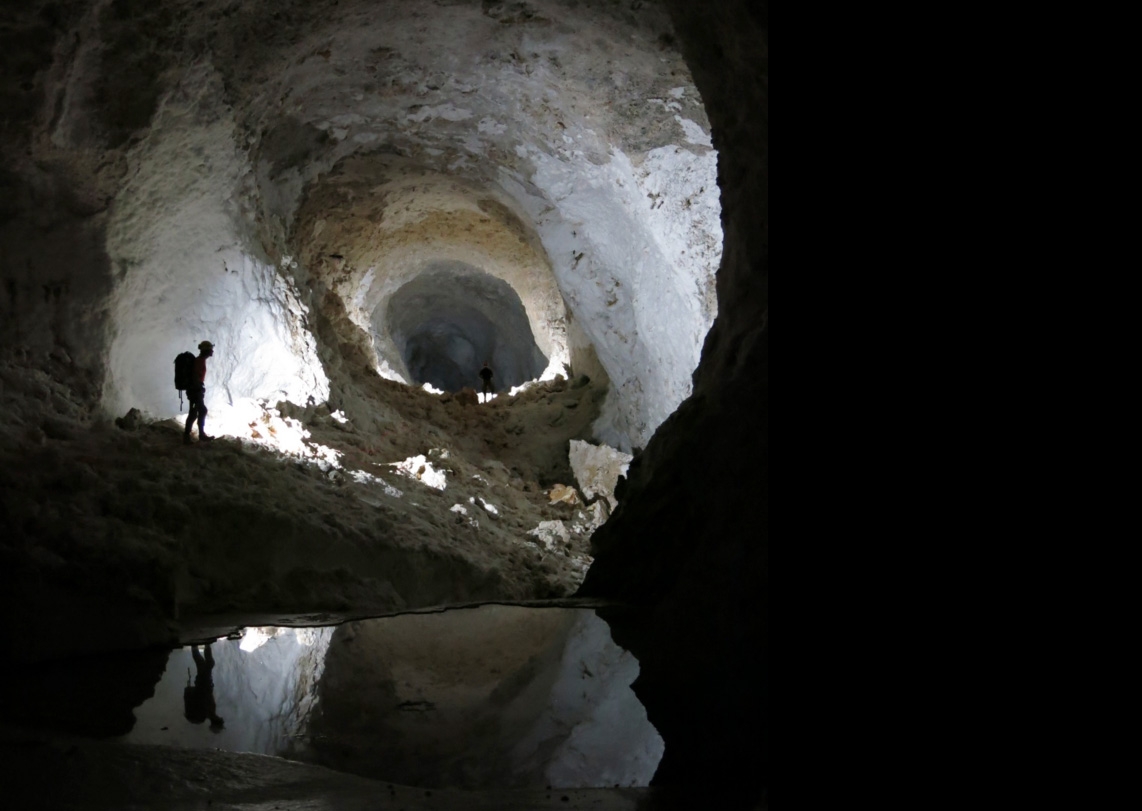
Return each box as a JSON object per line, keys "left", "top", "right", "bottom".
{"left": 381, "top": 261, "right": 549, "bottom": 394}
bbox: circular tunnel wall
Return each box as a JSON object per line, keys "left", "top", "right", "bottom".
{"left": 382, "top": 262, "right": 547, "bottom": 393}
{"left": 289, "top": 158, "right": 575, "bottom": 390}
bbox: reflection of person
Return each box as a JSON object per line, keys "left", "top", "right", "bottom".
{"left": 184, "top": 341, "right": 215, "bottom": 444}
{"left": 183, "top": 643, "right": 224, "bottom": 731}
{"left": 478, "top": 361, "right": 494, "bottom": 402}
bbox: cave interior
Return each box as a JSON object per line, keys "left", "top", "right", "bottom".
{"left": 0, "top": 0, "right": 767, "bottom": 807}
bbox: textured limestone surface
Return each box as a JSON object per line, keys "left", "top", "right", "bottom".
{"left": 568, "top": 438, "right": 631, "bottom": 512}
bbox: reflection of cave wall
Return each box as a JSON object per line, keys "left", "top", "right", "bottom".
{"left": 309, "top": 606, "right": 661, "bottom": 789}
{"left": 124, "top": 630, "right": 333, "bottom": 757}
{"left": 384, "top": 263, "right": 547, "bottom": 392}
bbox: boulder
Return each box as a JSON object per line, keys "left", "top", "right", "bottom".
{"left": 568, "top": 440, "right": 633, "bottom": 511}
{"left": 115, "top": 408, "right": 144, "bottom": 431}
{"left": 548, "top": 483, "right": 581, "bottom": 506}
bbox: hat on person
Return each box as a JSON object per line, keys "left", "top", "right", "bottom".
{"left": 199, "top": 341, "right": 214, "bottom": 351}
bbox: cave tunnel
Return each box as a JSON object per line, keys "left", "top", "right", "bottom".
{"left": 0, "top": 0, "right": 767, "bottom": 806}
{"left": 384, "top": 262, "right": 548, "bottom": 393}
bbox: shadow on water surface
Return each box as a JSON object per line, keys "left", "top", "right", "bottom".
{"left": 0, "top": 646, "right": 169, "bottom": 738}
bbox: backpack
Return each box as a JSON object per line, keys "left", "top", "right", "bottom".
{"left": 174, "top": 351, "right": 196, "bottom": 410}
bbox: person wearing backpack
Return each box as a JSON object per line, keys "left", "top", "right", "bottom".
{"left": 183, "top": 340, "right": 215, "bottom": 444}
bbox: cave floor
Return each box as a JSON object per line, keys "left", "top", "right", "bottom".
{"left": 2, "top": 361, "right": 688, "bottom": 807}
{"left": 1, "top": 358, "right": 614, "bottom": 664}
{"left": 0, "top": 734, "right": 736, "bottom": 811}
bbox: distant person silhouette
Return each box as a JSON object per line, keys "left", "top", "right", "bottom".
{"left": 184, "top": 340, "right": 215, "bottom": 444}
{"left": 479, "top": 361, "right": 494, "bottom": 402}
{"left": 183, "top": 643, "right": 224, "bottom": 731}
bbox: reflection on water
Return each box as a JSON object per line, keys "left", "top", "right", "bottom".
{"left": 183, "top": 644, "right": 224, "bottom": 730}
{"left": 123, "top": 627, "right": 330, "bottom": 759}
{"left": 120, "top": 607, "right": 663, "bottom": 789}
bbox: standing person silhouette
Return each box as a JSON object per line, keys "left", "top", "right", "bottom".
{"left": 478, "top": 361, "right": 494, "bottom": 402}
{"left": 184, "top": 340, "right": 214, "bottom": 444}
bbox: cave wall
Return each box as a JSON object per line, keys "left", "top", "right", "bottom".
{"left": 0, "top": 1, "right": 332, "bottom": 419}
{"left": 579, "top": 0, "right": 769, "bottom": 796}
{"left": 100, "top": 62, "right": 330, "bottom": 417}
{"left": 0, "top": 169, "right": 113, "bottom": 402}
{"left": 0, "top": 1, "right": 118, "bottom": 403}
